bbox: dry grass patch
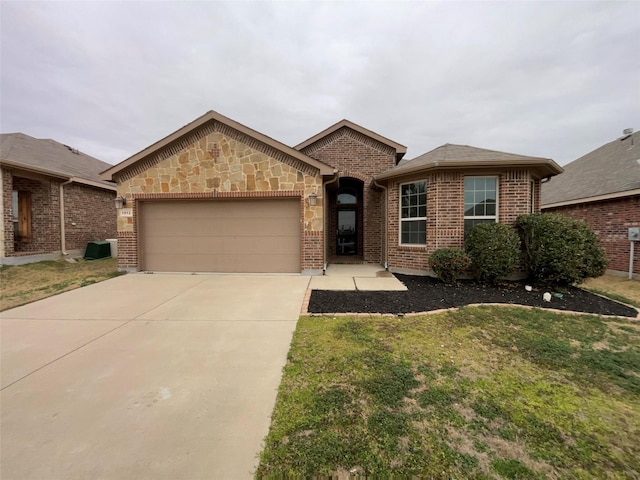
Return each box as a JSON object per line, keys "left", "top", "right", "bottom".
{"left": 1, "top": 258, "right": 121, "bottom": 311}
{"left": 257, "top": 307, "right": 640, "bottom": 478}
{"left": 582, "top": 274, "right": 640, "bottom": 308}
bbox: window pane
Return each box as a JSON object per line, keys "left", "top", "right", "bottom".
{"left": 401, "top": 220, "right": 426, "bottom": 245}
{"left": 464, "top": 177, "right": 497, "bottom": 220}
{"left": 338, "top": 193, "right": 356, "bottom": 205}
{"left": 401, "top": 181, "right": 427, "bottom": 219}
{"left": 464, "top": 178, "right": 474, "bottom": 190}
{"left": 464, "top": 218, "right": 495, "bottom": 237}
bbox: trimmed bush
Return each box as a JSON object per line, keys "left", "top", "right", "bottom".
{"left": 465, "top": 223, "right": 521, "bottom": 282}
{"left": 428, "top": 248, "right": 471, "bottom": 284}
{"left": 516, "top": 213, "right": 607, "bottom": 287}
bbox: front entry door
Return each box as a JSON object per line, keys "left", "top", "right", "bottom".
{"left": 337, "top": 210, "right": 357, "bottom": 255}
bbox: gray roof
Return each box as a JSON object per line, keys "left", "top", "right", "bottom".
{"left": 0, "top": 132, "right": 115, "bottom": 189}
{"left": 375, "top": 143, "right": 562, "bottom": 181}
{"left": 542, "top": 131, "right": 640, "bottom": 206}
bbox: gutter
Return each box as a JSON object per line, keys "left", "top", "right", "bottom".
{"left": 323, "top": 169, "right": 340, "bottom": 273}
{"left": 59, "top": 179, "right": 74, "bottom": 255}
{"left": 542, "top": 188, "right": 640, "bottom": 209}
{"left": 372, "top": 178, "right": 388, "bottom": 269}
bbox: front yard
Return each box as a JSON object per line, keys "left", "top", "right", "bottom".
{"left": 257, "top": 306, "right": 640, "bottom": 478}
{"left": 0, "top": 257, "right": 121, "bottom": 311}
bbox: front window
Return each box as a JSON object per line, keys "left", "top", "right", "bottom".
{"left": 400, "top": 181, "right": 426, "bottom": 245}
{"left": 464, "top": 177, "right": 497, "bottom": 235}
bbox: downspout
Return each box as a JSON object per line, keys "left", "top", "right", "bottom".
{"left": 323, "top": 169, "right": 339, "bottom": 274}
{"left": 59, "top": 179, "right": 73, "bottom": 255}
{"left": 372, "top": 178, "right": 388, "bottom": 270}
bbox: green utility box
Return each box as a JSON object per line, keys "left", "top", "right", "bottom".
{"left": 84, "top": 241, "right": 112, "bottom": 260}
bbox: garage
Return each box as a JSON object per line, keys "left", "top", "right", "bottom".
{"left": 140, "top": 198, "right": 301, "bottom": 273}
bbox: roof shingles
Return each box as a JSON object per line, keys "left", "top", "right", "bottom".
{"left": 542, "top": 131, "right": 640, "bottom": 206}
{"left": 0, "top": 133, "right": 115, "bottom": 187}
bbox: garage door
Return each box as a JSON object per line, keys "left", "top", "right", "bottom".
{"left": 140, "top": 199, "right": 300, "bottom": 273}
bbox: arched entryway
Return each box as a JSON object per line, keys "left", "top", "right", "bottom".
{"left": 328, "top": 177, "right": 364, "bottom": 259}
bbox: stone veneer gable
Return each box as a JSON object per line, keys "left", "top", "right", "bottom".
{"left": 115, "top": 129, "right": 324, "bottom": 272}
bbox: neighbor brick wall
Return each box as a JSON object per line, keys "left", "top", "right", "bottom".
{"left": 63, "top": 184, "right": 116, "bottom": 250}
{"left": 544, "top": 195, "right": 640, "bottom": 275}
{"left": 300, "top": 127, "right": 395, "bottom": 263}
{"left": 2, "top": 168, "right": 14, "bottom": 256}
{"left": 11, "top": 176, "right": 60, "bottom": 254}
{"left": 2, "top": 169, "right": 116, "bottom": 258}
{"left": 387, "top": 169, "right": 538, "bottom": 272}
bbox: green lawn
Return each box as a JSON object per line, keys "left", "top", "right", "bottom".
{"left": 257, "top": 307, "right": 640, "bottom": 479}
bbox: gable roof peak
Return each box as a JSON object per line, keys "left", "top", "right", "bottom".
{"left": 101, "top": 109, "right": 333, "bottom": 181}
{"left": 295, "top": 119, "right": 407, "bottom": 161}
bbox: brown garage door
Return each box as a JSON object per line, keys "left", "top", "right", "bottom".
{"left": 140, "top": 199, "right": 300, "bottom": 273}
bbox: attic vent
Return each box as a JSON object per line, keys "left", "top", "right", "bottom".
{"left": 620, "top": 128, "right": 634, "bottom": 142}
{"left": 63, "top": 144, "right": 80, "bottom": 154}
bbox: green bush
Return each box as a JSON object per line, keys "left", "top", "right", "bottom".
{"left": 465, "top": 223, "right": 521, "bottom": 282}
{"left": 428, "top": 248, "right": 471, "bottom": 284}
{"left": 516, "top": 213, "right": 607, "bottom": 287}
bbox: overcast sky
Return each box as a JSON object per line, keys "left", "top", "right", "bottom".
{"left": 1, "top": 1, "right": 638, "bottom": 167}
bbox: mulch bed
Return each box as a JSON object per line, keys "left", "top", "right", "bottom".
{"left": 308, "top": 274, "right": 638, "bottom": 318}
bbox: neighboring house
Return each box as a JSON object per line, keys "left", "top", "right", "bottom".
{"left": 101, "top": 110, "right": 562, "bottom": 274}
{"left": 542, "top": 130, "right": 640, "bottom": 278}
{"left": 1, "top": 133, "right": 117, "bottom": 265}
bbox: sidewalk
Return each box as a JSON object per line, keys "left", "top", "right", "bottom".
{"left": 308, "top": 264, "right": 407, "bottom": 291}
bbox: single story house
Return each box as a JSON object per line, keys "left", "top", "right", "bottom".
{"left": 542, "top": 129, "right": 640, "bottom": 278}
{"left": 101, "top": 110, "right": 562, "bottom": 274}
{"left": 1, "top": 133, "right": 117, "bottom": 265}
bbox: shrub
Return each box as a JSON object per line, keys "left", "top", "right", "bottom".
{"left": 428, "top": 248, "right": 471, "bottom": 284}
{"left": 465, "top": 223, "right": 521, "bottom": 282}
{"left": 516, "top": 213, "right": 607, "bottom": 287}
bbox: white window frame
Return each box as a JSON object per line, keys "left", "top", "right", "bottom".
{"left": 464, "top": 176, "right": 499, "bottom": 235}
{"left": 399, "top": 180, "right": 427, "bottom": 246}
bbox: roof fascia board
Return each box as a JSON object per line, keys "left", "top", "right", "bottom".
{"left": 0, "top": 160, "right": 116, "bottom": 191}
{"left": 1, "top": 159, "right": 71, "bottom": 180}
{"left": 375, "top": 159, "right": 563, "bottom": 181}
{"left": 542, "top": 188, "right": 640, "bottom": 209}
{"left": 102, "top": 111, "right": 333, "bottom": 180}
{"left": 295, "top": 119, "right": 407, "bottom": 154}
{"left": 69, "top": 177, "right": 117, "bottom": 191}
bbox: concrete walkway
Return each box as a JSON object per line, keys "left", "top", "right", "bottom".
{"left": 309, "top": 263, "right": 407, "bottom": 291}
{"left": 1, "top": 273, "right": 310, "bottom": 480}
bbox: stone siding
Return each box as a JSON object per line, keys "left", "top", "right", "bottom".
{"left": 114, "top": 130, "right": 324, "bottom": 272}
{"left": 544, "top": 195, "right": 640, "bottom": 275}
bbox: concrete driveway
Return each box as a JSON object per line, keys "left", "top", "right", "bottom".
{"left": 1, "top": 273, "right": 310, "bottom": 480}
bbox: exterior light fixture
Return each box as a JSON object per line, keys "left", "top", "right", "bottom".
{"left": 114, "top": 196, "right": 126, "bottom": 209}
{"left": 308, "top": 192, "right": 318, "bottom": 206}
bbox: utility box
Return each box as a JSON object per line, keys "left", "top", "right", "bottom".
{"left": 629, "top": 227, "right": 640, "bottom": 241}
{"left": 84, "top": 241, "right": 112, "bottom": 260}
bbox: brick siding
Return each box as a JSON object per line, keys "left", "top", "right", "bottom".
{"left": 388, "top": 169, "right": 539, "bottom": 272}
{"left": 62, "top": 183, "right": 117, "bottom": 250}
{"left": 300, "top": 127, "right": 396, "bottom": 263}
{"left": 2, "top": 168, "right": 116, "bottom": 258}
{"left": 543, "top": 195, "right": 640, "bottom": 275}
